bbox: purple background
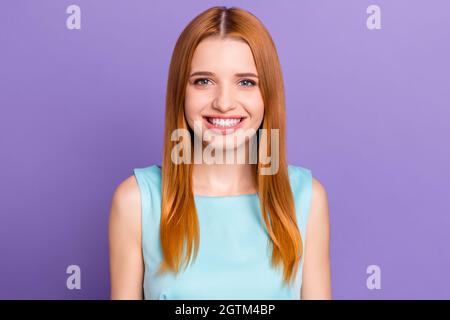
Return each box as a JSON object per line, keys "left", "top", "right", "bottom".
{"left": 1, "top": 0, "right": 449, "bottom": 299}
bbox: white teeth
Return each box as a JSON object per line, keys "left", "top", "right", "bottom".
{"left": 209, "top": 118, "right": 242, "bottom": 127}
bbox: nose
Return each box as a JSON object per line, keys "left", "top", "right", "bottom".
{"left": 212, "top": 84, "right": 236, "bottom": 112}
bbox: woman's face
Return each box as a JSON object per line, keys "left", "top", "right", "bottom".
{"left": 184, "top": 36, "right": 264, "bottom": 154}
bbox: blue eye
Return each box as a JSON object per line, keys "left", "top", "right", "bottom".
{"left": 193, "top": 78, "right": 212, "bottom": 86}
{"left": 192, "top": 78, "right": 256, "bottom": 87}
{"left": 239, "top": 79, "right": 256, "bottom": 87}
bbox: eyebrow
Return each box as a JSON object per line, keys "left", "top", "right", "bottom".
{"left": 189, "top": 71, "right": 259, "bottom": 78}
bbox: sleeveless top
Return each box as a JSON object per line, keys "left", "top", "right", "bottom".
{"left": 132, "top": 164, "right": 313, "bottom": 300}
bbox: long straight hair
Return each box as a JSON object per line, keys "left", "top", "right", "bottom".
{"left": 158, "top": 6, "right": 302, "bottom": 286}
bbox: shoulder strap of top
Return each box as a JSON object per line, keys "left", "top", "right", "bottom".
{"left": 132, "top": 165, "right": 163, "bottom": 264}
{"left": 133, "top": 165, "right": 162, "bottom": 219}
{"left": 288, "top": 164, "right": 313, "bottom": 243}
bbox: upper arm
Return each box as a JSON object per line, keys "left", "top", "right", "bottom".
{"left": 108, "top": 175, "right": 144, "bottom": 300}
{"left": 300, "top": 177, "right": 332, "bottom": 299}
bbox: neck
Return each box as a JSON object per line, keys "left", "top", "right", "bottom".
{"left": 192, "top": 162, "right": 257, "bottom": 196}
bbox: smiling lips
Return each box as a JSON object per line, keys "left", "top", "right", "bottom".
{"left": 203, "top": 115, "right": 247, "bottom": 133}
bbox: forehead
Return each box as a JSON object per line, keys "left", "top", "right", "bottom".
{"left": 190, "top": 36, "right": 258, "bottom": 74}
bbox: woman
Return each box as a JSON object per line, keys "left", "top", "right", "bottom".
{"left": 109, "top": 6, "right": 331, "bottom": 300}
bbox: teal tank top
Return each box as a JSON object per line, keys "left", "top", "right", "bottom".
{"left": 132, "top": 164, "right": 313, "bottom": 300}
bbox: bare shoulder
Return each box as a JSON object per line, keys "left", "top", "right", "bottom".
{"left": 109, "top": 174, "right": 144, "bottom": 299}
{"left": 306, "top": 178, "right": 330, "bottom": 246}
{"left": 111, "top": 175, "right": 141, "bottom": 208}
{"left": 301, "top": 176, "right": 332, "bottom": 299}
{"left": 310, "top": 177, "right": 329, "bottom": 216}
{"left": 109, "top": 175, "right": 142, "bottom": 239}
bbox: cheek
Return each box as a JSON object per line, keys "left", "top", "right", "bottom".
{"left": 185, "top": 89, "right": 211, "bottom": 118}
{"left": 184, "top": 93, "right": 199, "bottom": 122}
{"left": 246, "top": 93, "right": 264, "bottom": 121}
{"left": 256, "top": 102, "right": 265, "bottom": 119}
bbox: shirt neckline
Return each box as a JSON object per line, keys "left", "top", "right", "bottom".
{"left": 194, "top": 193, "right": 258, "bottom": 199}
{"left": 155, "top": 165, "right": 259, "bottom": 199}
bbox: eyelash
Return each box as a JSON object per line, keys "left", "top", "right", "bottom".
{"left": 192, "top": 78, "right": 257, "bottom": 87}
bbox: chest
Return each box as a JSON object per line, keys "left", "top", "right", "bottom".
{"left": 143, "top": 197, "right": 301, "bottom": 299}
